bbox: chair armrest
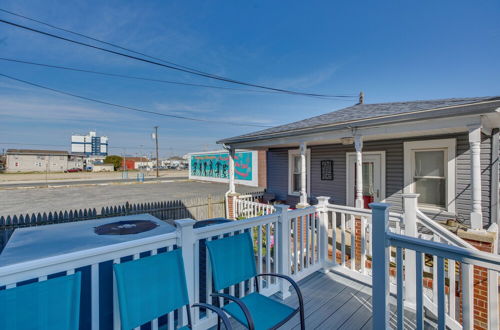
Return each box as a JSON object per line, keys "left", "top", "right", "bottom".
{"left": 192, "top": 303, "right": 232, "bottom": 330}
{"left": 256, "top": 273, "right": 304, "bottom": 310}
{"left": 210, "top": 292, "right": 255, "bottom": 330}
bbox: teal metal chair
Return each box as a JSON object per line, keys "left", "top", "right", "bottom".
{"left": 0, "top": 272, "right": 81, "bottom": 330}
{"left": 113, "top": 248, "right": 231, "bottom": 330}
{"left": 206, "top": 232, "right": 305, "bottom": 330}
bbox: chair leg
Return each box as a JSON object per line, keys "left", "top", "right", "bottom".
{"left": 217, "top": 316, "right": 221, "bottom": 330}
{"left": 299, "top": 307, "right": 305, "bottom": 330}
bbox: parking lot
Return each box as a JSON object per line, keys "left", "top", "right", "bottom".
{"left": 0, "top": 180, "right": 261, "bottom": 217}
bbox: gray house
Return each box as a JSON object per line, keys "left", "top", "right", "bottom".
{"left": 219, "top": 96, "right": 500, "bottom": 229}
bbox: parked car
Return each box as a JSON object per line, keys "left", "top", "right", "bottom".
{"left": 64, "top": 168, "right": 82, "bottom": 173}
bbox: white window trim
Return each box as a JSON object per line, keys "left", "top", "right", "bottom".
{"left": 288, "top": 148, "right": 311, "bottom": 196}
{"left": 404, "top": 138, "right": 456, "bottom": 213}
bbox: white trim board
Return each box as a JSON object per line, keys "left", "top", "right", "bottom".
{"left": 403, "top": 138, "right": 456, "bottom": 214}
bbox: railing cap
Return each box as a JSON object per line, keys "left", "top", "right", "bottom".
{"left": 274, "top": 204, "right": 290, "bottom": 213}
{"left": 316, "top": 196, "right": 330, "bottom": 205}
{"left": 174, "top": 218, "right": 196, "bottom": 228}
{"left": 369, "top": 203, "right": 391, "bottom": 211}
{"left": 402, "top": 193, "right": 420, "bottom": 199}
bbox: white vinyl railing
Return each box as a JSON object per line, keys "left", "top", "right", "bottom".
{"left": 0, "top": 231, "right": 179, "bottom": 330}
{"left": 1, "top": 195, "right": 494, "bottom": 330}
{"left": 372, "top": 203, "right": 500, "bottom": 330}
{"left": 0, "top": 204, "right": 325, "bottom": 330}
{"left": 234, "top": 198, "right": 275, "bottom": 219}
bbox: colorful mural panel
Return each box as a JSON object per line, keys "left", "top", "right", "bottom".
{"left": 190, "top": 151, "right": 253, "bottom": 181}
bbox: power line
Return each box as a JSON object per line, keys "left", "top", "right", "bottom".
{"left": 0, "top": 8, "right": 212, "bottom": 76}
{"left": 0, "top": 16, "right": 356, "bottom": 99}
{"left": 0, "top": 57, "right": 328, "bottom": 97}
{"left": 0, "top": 72, "right": 274, "bottom": 128}
{"left": 0, "top": 142, "right": 194, "bottom": 152}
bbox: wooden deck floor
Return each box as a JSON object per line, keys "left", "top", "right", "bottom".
{"left": 228, "top": 270, "right": 421, "bottom": 330}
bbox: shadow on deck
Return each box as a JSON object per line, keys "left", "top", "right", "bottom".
{"left": 228, "top": 271, "right": 420, "bottom": 330}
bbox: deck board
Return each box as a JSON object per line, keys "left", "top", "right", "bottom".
{"left": 225, "top": 270, "right": 419, "bottom": 330}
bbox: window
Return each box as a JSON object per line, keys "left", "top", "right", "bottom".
{"left": 404, "top": 139, "right": 456, "bottom": 212}
{"left": 288, "top": 149, "right": 310, "bottom": 195}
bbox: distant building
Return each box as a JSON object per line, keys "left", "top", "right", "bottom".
{"left": 123, "top": 157, "right": 149, "bottom": 170}
{"left": 92, "top": 164, "right": 115, "bottom": 172}
{"left": 71, "top": 131, "right": 108, "bottom": 156}
{"left": 5, "top": 149, "right": 84, "bottom": 173}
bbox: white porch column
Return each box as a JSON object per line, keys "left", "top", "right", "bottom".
{"left": 228, "top": 147, "right": 236, "bottom": 194}
{"left": 469, "top": 125, "right": 483, "bottom": 229}
{"left": 402, "top": 193, "right": 419, "bottom": 310}
{"left": 298, "top": 142, "right": 309, "bottom": 207}
{"left": 355, "top": 135, "right": 364, "bottom": 208}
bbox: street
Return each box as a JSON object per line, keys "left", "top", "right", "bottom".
{"left": 0, "top": 180, "right": 261, "bottom": 217}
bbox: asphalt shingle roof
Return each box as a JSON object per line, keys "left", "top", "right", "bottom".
{"left": 219, "top": 96, "right": 500, "bottom": 144}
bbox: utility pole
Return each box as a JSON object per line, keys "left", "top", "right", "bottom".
{"left": 154, "top": 126, "right": 159, "bottom": 178}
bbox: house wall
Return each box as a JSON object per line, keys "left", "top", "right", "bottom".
{"left": 266, "top": 133, "right": 494, "bottom": 228}
{"left": 6, "top": 154, "right": 68, "bottom": 172}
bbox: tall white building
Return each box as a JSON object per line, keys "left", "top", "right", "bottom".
{"left": 71, "top": 131, "right": 108, "bottom": 156}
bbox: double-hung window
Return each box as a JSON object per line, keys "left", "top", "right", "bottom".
{"left": 404, "top": 139, "right": 456, "bottom": 213}
{"left": 288, "top": 149, "right": 310, "bottom": 196}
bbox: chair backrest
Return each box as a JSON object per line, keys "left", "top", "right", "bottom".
{"left": 0, "top": 272, "right": 81, "bottom": 330}
{"left": 206, "top": 232, "right": 257, "bottom": 291}
{"left": 113, "top": 248, "right": 189, "bottom": 329}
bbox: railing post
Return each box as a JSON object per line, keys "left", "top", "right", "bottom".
{"left": 370, "top": 202, "right": 391, "bottom": 329}
{"left": 403, "top": 193, "right": 419, "bottom": 310}
{"left": 316, "top": 196, "right": 330, "bottom": 272}
{"left": 275, "top": 204, "right": 291, "bottom": 300}
{"left": 175, "top": 219, "right": 197, "bottom": 325}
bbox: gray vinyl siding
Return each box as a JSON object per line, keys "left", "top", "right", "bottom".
{"left": 266, "top": 133, "right": 495, "bottom": 228}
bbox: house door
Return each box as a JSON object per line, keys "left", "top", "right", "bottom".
{"left": 346, "top": 152, "right": 385, "bottom": 208}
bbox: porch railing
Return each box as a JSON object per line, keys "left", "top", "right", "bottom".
{"left": 0, "top": 204, "right": 323, "bottom": 330}
{"left": 234, "top": 198, "right": 275, "bottom": 219}
{"left": 372, "top": 203, "right": 500, "bottom": 330}
{"left": 1, "top": 196, "right": 497, "bottom": 329}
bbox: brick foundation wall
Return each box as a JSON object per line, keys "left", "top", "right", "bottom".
{"left": 457, "top": 230, "right": 496, "bottom": 330}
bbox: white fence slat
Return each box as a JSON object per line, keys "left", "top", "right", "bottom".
{"left": 396, "top": 247, "right": 404, "bottom": 330}
{"left": 350, "top": 214, "right": 355, "bottom": 271}
{"left": 448, "top": 259, "right": 456, "bottom": 319}
{"left": 266, "top": 223, "right": 271, "bottom": 284}
{"left": 488, "top": 269, "right": 499, "bottom": 329}
{"left": 415, "top": 251, "right": 423, "bottom": 330}
{"left": 91, "top": 263, "right": 100, "bottom": 330}
{"left": 293, "top": 218, "right": 298, "bottom": 274}
{"left": 341, "top": 213, "right": 346, "bottom": 267}
{"left": 360, "top": 216, "right": 366, "bottom": 274}
{"left": 305, "top": 214, "right": 310, "bottom": 269}
{"left": 437, "top": 257, "right": 445, "bottom": 330}
{"left": 461, "top": 263, "right": 473, "bottom": 330}
{"left": 113, "top": 258, "right": 121, "bottom": 330}
{"left": 332, "top": 212, "right": 337, "bottom": 265}
{"left": 257, "top": 225, "right": 263, "bottom": 289}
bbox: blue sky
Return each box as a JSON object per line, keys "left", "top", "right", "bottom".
{"left": 0, "top": 1, "right": 499, "bottom": 157}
